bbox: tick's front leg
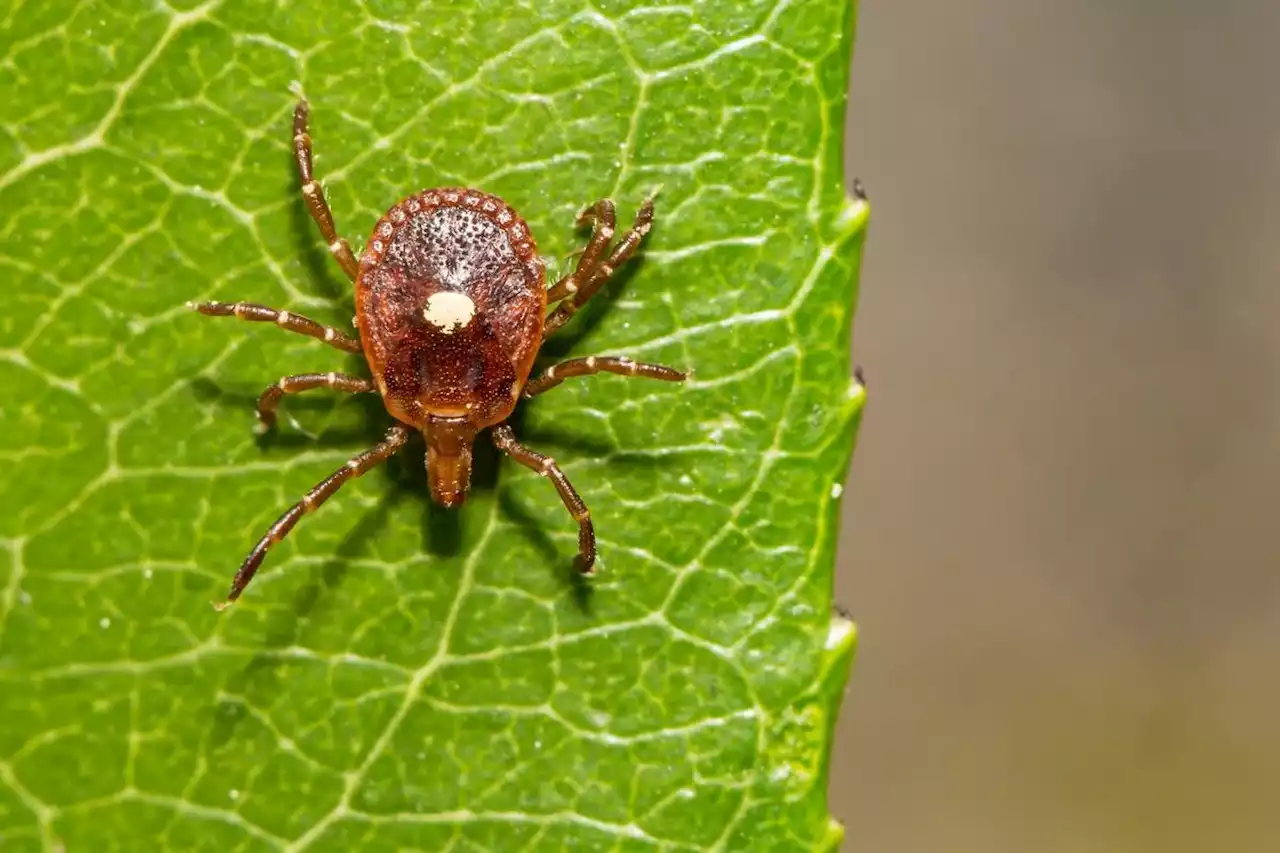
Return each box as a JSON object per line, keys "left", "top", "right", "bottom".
{"left": 491, "top": 424, "right": 596, "bottom": 574}
{"left": 215, "top": 425, "right": 410, "bottom": 609}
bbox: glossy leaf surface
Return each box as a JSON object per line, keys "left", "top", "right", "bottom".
{"left": 0, "top": 1, "right": 866, "bottom": 849}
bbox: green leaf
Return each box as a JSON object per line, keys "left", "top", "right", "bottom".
{"left": 0, "top": 0, "right": 867, "bottom": 850}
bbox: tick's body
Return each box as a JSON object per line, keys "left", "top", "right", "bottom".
{"left": 358, "top": 190, "right": 546, "bottom": 507}
{"left": 192, "top": 100, "right": 685, "bottom": 609}
{"left": 359, "top": 190, "right": 545, "bottom": 429}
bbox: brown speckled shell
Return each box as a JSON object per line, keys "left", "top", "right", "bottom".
{"left": 355, "top": 187, "right": 546, "bottom": 429}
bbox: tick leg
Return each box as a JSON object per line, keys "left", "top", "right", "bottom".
{"left": 256, "top": 371, "right": 374, "bottom": 430}
{"left": 543, "top": 195, "right": 655, "bottom": 338}
{"left": 294, "top": 99, "right": 360, "bottom": 282}
{"left": 546, "top": 200, "right": 616, "bottom": 303}
{"left": 215, "top": 425, "right": 410, "bottom": 609}
{"left": 523, "top": 356, "right": 686, "bottom": 397}
{"left": 189, "top": 300, "right": 363, "bottom": 354}
{"left": 491, "top": 425, "right": 597, "bottom": 575}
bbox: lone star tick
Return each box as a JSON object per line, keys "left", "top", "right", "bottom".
{"left": 191, "top": 99, "right": 687, "bottom": 609}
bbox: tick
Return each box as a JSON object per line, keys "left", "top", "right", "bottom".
{"left": 191, "top": 99, "right": 687, "bottom": 609}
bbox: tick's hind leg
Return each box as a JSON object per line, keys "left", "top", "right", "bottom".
{"left": 293, "top": 100, "right": 360, "bottom": 281}
{"left": 189, "top": 301, "right": 363, "bottom": 354}
{"left": 491, "top": 425, "right": 597, "bottom": 574}
{"left": 214, "top": 425, "right": 410, "bottom": 609}
{"left": 523, "top": 356, "right": 686, "bottom": 397}
{"left": 256, "top": 371, "right": 374, "bottom": 430}
{"left": 546, "top": 200, "right": 616, "bottom": 303}
{"left": 543, "top": 195, "right": 656, "bottom": 338}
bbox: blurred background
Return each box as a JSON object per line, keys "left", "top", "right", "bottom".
{"left": 832, "top": 2, "right": 1279, "bottom": 851}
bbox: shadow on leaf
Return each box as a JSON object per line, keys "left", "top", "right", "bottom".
{"left": 189, "top": 376, "right": 388, "bottom": 450}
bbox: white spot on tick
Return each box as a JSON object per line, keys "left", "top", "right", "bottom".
{"left": 423, "top": 291, "right": 476, "bottom": 334}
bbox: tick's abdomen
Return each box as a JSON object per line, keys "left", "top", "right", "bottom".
{"left": 355, "top": 189, "right": 545, "bottom": 429}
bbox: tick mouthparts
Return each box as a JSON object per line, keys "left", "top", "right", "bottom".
{"left": 424, "top": 420, "right": 476, "bottom": 509}
{"left": 427, "top": 454, "right": 471, "bottom": 507}
{"left": 433, "top": 488, "right": 467, "bottom": 508}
